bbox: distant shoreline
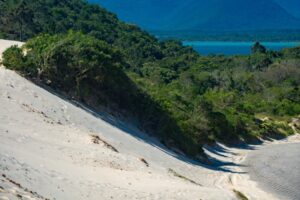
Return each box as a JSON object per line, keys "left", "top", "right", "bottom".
{"left": 182, "top": 41, "right": 300, "bottom": 56}
{"left": 152, "top": 30, "right": 300, "bottom": 42}
{"left": 183, "top": 41, "right": 300, "bottom": 45}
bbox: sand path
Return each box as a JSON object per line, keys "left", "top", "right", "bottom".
{"left": 245, "top": 140, "right": 300, "bottom": 200}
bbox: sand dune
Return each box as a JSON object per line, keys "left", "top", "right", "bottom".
{"left": 246, "top": 143, "right": 300, "bottom": 200}
{"left": 0, "top": 39, "right": 295, "bottom": 200}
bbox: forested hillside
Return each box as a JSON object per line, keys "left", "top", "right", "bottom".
{"left": 1, "top": 0, "right": 300, "bottom": 158}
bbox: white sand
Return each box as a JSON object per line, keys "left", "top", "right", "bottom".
{"left": 0, "top": 39, "right": 298, "bottom": 200}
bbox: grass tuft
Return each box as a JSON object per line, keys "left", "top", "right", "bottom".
{"left": 168, "top": 168, "right": 202, "bottom": 186}
{"left": 233, "top": 189, "right": 248, "bottom": 200}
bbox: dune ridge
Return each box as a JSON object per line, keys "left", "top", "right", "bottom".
{"left": 1, "top": 39, "right": 295, "bottom": 200}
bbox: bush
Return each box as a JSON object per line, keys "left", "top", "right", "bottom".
{"left": 282, "top": 46, "right": 300, "bottom": 59}
{"left": 2, "top": 45, "right": 25, "bottom": 70}
{"left": 249, "top": 53, "right": 272, "bottom": 70}
{"left": 251, "top": 42, "right": 266, "bottom": 54}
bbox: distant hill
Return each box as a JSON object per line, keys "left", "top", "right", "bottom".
{"left": 89, "top": 0, "right": 300, "bottom": 31}
{"left": 274, "top": 0, "right": 300, "bottom": 19}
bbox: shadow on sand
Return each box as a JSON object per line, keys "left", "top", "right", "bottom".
{"left": 28, "top": 79, "right": 286, "bottom": 174}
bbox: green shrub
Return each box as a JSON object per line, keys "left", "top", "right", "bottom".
{"left": 260, "top": 119, "right": 294, "bottom": 138}
{"left": 251, "top": 42, "right": 266, "bottom": 54}
{"left": 2, "top": 45, "right": 25, "bottom": 70}
{"left": 282, "top": 46, "right": 300, "bottom": 59}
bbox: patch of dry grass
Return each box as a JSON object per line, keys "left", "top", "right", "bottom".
{"left": 233, "top": 189, "right": 248, "bottom": 200}
{"left": 168, "top": 168, "right": 202, "bottom": 186}
{"left": 91, "top": 135, "right": 119, "bottom": 153}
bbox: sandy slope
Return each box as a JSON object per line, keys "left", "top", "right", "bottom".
{"left": 245, "top": 129, "right": 300, "bottom": 200}
{"left": 246, "top": 143, "right": 300, "bottom": 200}
{"left": 0, "top": 39, "right": 292, "bottom": 200}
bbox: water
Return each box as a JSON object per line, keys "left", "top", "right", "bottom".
{"left": 183, "top": 41, "right": 300, "bottom": 56}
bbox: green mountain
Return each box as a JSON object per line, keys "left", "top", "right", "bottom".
{"left": 1, "top": 0, "right": 299, "bottom": 158}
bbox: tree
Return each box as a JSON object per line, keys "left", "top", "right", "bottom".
{"left": 251, "top": 42, "right": 266, "bottom": 54}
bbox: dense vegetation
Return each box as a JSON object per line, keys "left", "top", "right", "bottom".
{"left": 2, "top": 32, "right": 201, "bottom": 156}
{"left": 1, "top": 0, "right": 299, "bottom": 158}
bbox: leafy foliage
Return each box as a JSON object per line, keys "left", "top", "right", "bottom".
{"left": 251, "top": 42, "right": 267, "bottom": 54}
{"left": 1, "top": 45, "right": 25, "bottom": 70}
